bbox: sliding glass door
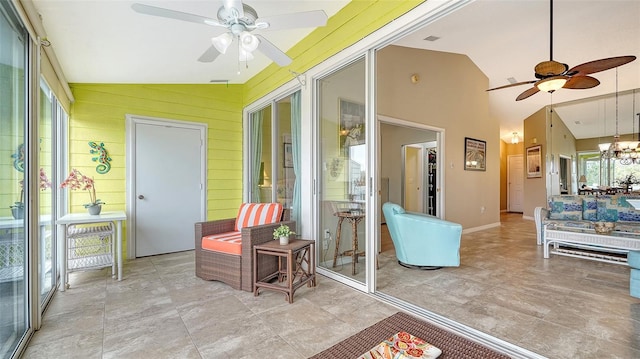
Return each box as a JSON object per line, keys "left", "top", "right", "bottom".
{"left": 38, "top": 80, "right": 58, "bottom": 304}
{"left": 0, "top": 2, "right": 29, "bottom": 356}
{"left": 247, "top": 91, "right": 300, "bottom": 224}
{"left": 316, "top": 58, "right": 368, "bottom": 283}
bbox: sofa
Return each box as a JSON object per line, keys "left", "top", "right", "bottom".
{"left": 535, "top": 194, "right": 640, "bottom": 245}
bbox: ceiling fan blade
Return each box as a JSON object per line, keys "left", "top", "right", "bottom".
{"left": 255, "top": 34, "right": 292, "bottom": 66}
{"left": 515, "top": 87, "right": 540, "bottom": 101}
{"left": 223, "top": 0, "right": 244, "bottom": 18}
{"left": 568, "top": 55, "right": 637, "bottom": 76}
{"left": 132, "top": 3, "right": 221, "bottom": 26}
{"left": 487, "top": 80, "right": 537, "bottom": 92}
{"left": 197, "top": 45, "right": 221, "bottom": 63}
{"left": 563, "top": 75, "right": 600, "bottom": 89}
{"left": 258, "top": 10, "right": 328, "bottom": 31}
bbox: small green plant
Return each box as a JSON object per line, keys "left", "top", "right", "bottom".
{"left": 273, "top": 224, "right": 295, "bottom": 239}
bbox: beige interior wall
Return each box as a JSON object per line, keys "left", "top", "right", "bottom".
{"left": 523, "top": 108, "right": 549, "bottom": 217}
{"left": 377, "top": 46, "right": 499, "bottom": 229}
{"left": 549, "top": 110, "right": 577, "bottom": 194}
{"left": 576, "top": 134, "right": 636, "bottom": 152}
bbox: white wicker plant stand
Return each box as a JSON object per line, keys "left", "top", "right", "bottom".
{"left": 57, "top": 211, "right": 126, "bottom": 291}
{"left": 543, "top": 224, "right": 640, "bottom": 265}
{"left": 66, "top": 223, "right": 115, "bottom": 275}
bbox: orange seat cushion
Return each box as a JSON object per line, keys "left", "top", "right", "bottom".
{"left": 235, "top": 203, "right": 283, "bottom": 231}
{"left": 201, "top": 231, "right": 242, "bottom": 255}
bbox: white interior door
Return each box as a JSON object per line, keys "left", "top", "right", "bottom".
{"left": 131, "top": 118, "right": 205, "bottom": 257}
{"left": 403, "top": 145, "right": 423, "bottom": 213}
{"left": 508, "top": 154, "right": 524, "bottom": 213}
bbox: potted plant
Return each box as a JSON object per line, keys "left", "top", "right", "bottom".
{"left": 60, "top": 168, "right": 105, "bottom": 215}
{"left": 9, "top": 169, "right": 51, "bottom": 219}
{"left": 616, "top": 173, "right": 640, "bottom": 192}
{"left": 273, "top": 224, "right": 295, "bottom": 245}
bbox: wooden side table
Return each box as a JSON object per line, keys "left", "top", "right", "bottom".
{"left": 253, "top": 239, "right": 316, "bottom": 303}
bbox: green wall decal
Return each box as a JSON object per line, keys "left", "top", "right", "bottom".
{"left": 11, "top": 143, "right": 25, "bottom": 172}
{"left": 89, "top": 141, "right": 112, "bottom": 174}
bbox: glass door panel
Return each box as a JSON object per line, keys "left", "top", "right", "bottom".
{"left": 0, "top": 2, "right": 29, "bottom": 356}
{"left": 276, "top": 96, "right": 295, "bottom": 210}
{"left": 317, "top": 58, "right": 367, "bottom": 282}
{"left": 39, "top": 80, "right": 55, "bottom": 303}
{"left": 248, "top": 92, "right": 299, "bottom": 215}
{"left": 251, "top": 105, "right": 273, "bottom": 203}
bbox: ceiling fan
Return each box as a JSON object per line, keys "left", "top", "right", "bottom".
{"left": 131, "top": 0, "right": 328, "bottom": 67}
{"left": 487, "top": 0, "right": 636, "bottom": 101}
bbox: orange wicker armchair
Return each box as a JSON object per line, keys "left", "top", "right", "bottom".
{"left": 194, "top": 203, "right": 294, "bottom": 292}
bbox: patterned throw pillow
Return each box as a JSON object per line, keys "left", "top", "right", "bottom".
{"left": 582, "top": 195, "right": 598, "bottom": 221}
{"left": 549, "top": 195, "right": 583, "bottom": 220}
{"left": 617, "top": 196, "right": 640, "bottom": 222}
{"left": 596, "top": 195, "right": 619, "bottom": 222}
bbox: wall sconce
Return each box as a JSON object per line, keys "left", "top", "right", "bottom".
{"left": 511, "top": 132, "right": 519, "bottom": 144}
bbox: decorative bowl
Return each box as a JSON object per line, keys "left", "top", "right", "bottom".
{"left": 593, "top": 221, "right": 615, "bottom": 234}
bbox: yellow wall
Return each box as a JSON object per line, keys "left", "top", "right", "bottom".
{"left": 68, "top": 84, "right": 243, "bottom": 255}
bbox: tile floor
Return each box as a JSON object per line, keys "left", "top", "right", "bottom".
{"left": 23, "top": 213, "right": 640, "bottom": 358}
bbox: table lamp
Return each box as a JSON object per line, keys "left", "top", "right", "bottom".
{"left": 578, "top": 175, "right": 587, "bottom": 189}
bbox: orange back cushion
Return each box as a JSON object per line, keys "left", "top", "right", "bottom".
{"left": 235, "top": 203, "right": 283, "bottom": 231}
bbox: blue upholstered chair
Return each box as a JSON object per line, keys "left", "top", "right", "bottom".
{"left": 382, "top": 202, "right": 462, "bottom": 269}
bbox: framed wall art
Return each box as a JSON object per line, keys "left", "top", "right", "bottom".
{"left": 464, "top": 137, "right": 486, "bottom": 171}
{"left": 283, "top": 142, "right": 293, "bottom": 168}
{"left": 526, "top": 145, "right": 542, "bottom": 178}
{"left": 339, "top": 98, "right": 365, "bottom": 152}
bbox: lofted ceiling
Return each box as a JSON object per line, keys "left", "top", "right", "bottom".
{"left": 31, "top": 0, "right": 640, "bottom": 142}
{"left": 394, "top": 0, "right": 640, "bottom": 142}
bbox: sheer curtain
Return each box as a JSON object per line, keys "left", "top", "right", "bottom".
{"left": 250, "top": 111, "right": 263, "bottom": 202}
{"left": 291, "top": 91, "right": 302, "bottom": 226}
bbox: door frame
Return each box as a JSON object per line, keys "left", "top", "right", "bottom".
{"left": 125, "top": 114, "right": 207, "bottom": 259}
{"left": 378, "top": 115, "right": 445, "bottom": 218}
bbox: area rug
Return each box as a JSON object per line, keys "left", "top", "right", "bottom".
{"left": 309, "top": 312, "right": 511, "bottom": 359}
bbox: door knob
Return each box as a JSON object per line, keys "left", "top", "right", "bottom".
{"left": 138, "top": 195, "right": 145, "bottom": 200}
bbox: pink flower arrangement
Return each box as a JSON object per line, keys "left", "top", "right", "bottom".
{"left": 60, "top": 168, "right": 103, "bottom": 207}
{"left": 39, "top": 168, "right": 52, "bottom": 190}
{"left": 11, "top": 168, "right": 51, "bottom": 209}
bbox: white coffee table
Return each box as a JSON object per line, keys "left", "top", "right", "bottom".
{"left": 544, "top": 224, "right": 640, "bottom": 265}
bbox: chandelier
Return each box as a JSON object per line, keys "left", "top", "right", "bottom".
{"left": 600, "top": 71, "right": 640, "bottom": 164}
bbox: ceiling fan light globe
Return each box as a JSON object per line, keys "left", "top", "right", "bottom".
{"left": 536, "top": 76, "right": 567, "bottom": 93}
{"left": 239, "top": 48, "right": 254, "bottom": 61}
{"left": 240, "top": 31, "right": 260, "bottom": 52}
{"left": 212, "top": 33, "right": 233, "bottom": 54}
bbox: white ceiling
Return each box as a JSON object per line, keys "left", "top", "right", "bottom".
{"left": 32, "top": 0, "right": 350, "bottom": 83}
{"left": 31, "top": 0, "right": 640, "bottom": 142}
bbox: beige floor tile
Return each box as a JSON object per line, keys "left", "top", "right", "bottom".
{"left": 23, "top": 213, "right": 640, "bottom": 358}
